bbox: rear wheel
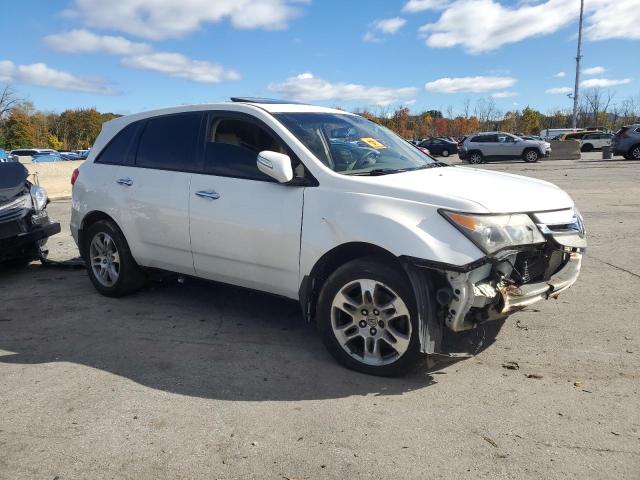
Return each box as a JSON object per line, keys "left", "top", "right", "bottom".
{"left": 581, "top": 143, "right": 593, "bottom": 152}
{"left": 317, "top": 257, "right": 421, "bottom": 376}
{"left": 84, "top": 220, "right": 145, "bottom": 297}
{"left": 468, "top": 151, "right": 483, "bottom": 164}
{"left": 441, "top": 149, "right": 450, "bottom": 157}
{"left": 523, "top": 148, "right": 540, "bottom": 162}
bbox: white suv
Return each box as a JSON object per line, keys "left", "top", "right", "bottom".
{"left": 71, "top": 98, "right": 586, "bottom": 376}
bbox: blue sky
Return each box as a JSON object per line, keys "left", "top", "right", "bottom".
{"left": 0, "top": 0, "right": 638, "bottom": 116}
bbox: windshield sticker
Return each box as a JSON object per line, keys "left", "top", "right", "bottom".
{"left": 360, "top": 137, "right": 386, "bottom": 149}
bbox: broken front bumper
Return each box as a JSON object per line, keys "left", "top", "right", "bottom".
{"left": 500, "top": 251, "right": 581, "bottom": 313}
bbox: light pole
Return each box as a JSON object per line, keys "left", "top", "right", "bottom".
{"left": 571, "top": 0, "right": 585, "bottom": 129}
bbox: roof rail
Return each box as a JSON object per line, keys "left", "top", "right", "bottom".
{"left": 230, "top": 97, "right": 305, "bottom": 105}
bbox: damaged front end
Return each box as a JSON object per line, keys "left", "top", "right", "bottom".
{"left": 403, "top": 208, "right": 585, "bottom": 352}
{"left": 0, "top": 162, "right": 61, "bottom": 264}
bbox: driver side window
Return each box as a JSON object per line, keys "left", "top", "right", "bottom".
{"left": 203, "top": 117, "right": 286, "bottom": 181}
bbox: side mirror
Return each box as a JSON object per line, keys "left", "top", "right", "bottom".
{"left": 257, "top": 150, "right": 293, "bottom": 183}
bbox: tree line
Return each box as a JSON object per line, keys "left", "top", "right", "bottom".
{"left": 1, "top": 84, "right": 639, "bottom": 151}
{"left": 0, "top": 85, "right": 119, "bottom": 150}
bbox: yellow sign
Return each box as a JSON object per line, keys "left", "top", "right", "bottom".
{"left": 360, "top": 137, "right": 386, "bottom": 149}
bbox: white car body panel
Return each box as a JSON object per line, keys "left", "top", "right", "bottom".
{"left": 189, "top": 173, "right": 303, "bottom": 298}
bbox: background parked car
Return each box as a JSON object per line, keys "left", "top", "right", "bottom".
{"left": 580, "top": 132, "right": 613, "bottom": 152}
{"left": 0, "top": 149, "right": 18, "bottom": 163}
{"left": 459, "top": 132, "right": 550, "bottom": 164}
{"left": 31, "top": 151, "right": 63, "bottom": 163}
{"left": 559, "top": 130, "right": 603, "bottom": 141}
{"left": 611, "top": 124, "right": 640, "bottom": 160}
{"left": 417, "top": 137, "right": 458, "bottom": 157}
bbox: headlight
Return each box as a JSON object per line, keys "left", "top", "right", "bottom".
{"left": 30, "top": 184, "right": 48, "bottom": 212}
{"left": 441, "top": 210, "right": 545, "bottom": 254}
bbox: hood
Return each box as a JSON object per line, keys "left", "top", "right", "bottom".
{"left": 357, "top": 165, "right": 573, "bottom": 213}
{"left": 0, "top": 162, "right": 29, "bottom": 203}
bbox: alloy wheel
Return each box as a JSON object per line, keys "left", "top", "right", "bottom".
{"left": 632, "top": 146, "right": 640, "bottom": 159}
{"left": 469, "top": 153, "right": 482, "bottom": 164}
{"left": 330, "top": 279, "right": 412, "bottom": 366}
{"left": 89, "top": 232, "right": 120, "bottom": 287}
{"left": 525, "top": 150, "right": 538, "bottom": 162}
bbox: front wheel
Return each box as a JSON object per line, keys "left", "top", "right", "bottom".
{"left": 629, "top": 144, "right": 640, "bottom": 160}
{"left": 317, "top": 257, "right": 421, "bottom": 376}
{"left": 441, "top": 149, "right": 450, "bottom": 157}
{"left": 84, "top": 220, "right": 145, "bottom": 297}
{"left": 523, "top": 149, "right": 540, "bottom": 162}
{"left": 468, "top": 151, "right": 483, "bottom": 164}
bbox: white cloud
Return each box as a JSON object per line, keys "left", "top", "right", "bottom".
{"left": 424, "top": 76, "right": 516, "bottom": 93}
{"left": 63, "top": 0, "right": 307, "bottom": 40}
{"left": 373, "top": 17, "right": 407, "bottom": 34}
{"left": 268, "top": 73, "right": 418, "bottom": 106}
{"left": 554, "top": 71, "right": 566, "bottom": 78}
{"left": 403, "top": 0, "right": 448, "bottom": 12}
{"left": 122, "top": 52, "right": 240, "bottom": 83}
{"left": 584, "top": 0, "right": 640, "bottom": 42}
{"left": 45, "top": 29, "right": 239, "bottom": 84}
{"left": 0, "top": 60, "right": 115, "bottom": 94}
{"left": 491, "top": 91, "right": 518, "bottom": 98}
{"left": 545, "top": 87, "right": 572, "bottom": 94}
{"left": 364, "top": 17, "right": 406, "bottom": 42}
{"left": 419, "top": 0, "right": 577, "bottom": 54}
{"left": 583, "top": 66, "right": 606, "bottom": 75}
{"left": 580, "top": 78, "right": 631, "bottom": 88}
{"left": 44, "top": 29, "right": 151, "bottom": 55}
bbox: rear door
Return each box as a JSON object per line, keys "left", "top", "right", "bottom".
{"left": 111, "top": 112, "right": 203, "bottom": 275}
{"left": 189, "top": 112, "right": 305, "bottom": 299}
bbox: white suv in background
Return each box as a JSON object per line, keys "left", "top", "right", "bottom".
{"left": 71, "top": 98, "right": 585, "bottom": 376}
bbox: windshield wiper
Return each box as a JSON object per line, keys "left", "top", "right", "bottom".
{"left": 351, "top": 163, "right": 448, "bottom": 176}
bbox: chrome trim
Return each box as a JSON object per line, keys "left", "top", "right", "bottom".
{"left": 115, "top": 177, "right": 133, "bottom": 186}
{"left": 195, "top": 190, "right": 221, "bottom": 200}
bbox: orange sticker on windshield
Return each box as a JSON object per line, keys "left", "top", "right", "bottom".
{"left": 360, "top": 137, "right": 386, "bottom": 149}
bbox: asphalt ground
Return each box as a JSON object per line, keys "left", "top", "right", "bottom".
{"left": 1, "top": 154, "right": 639, "bottom": 479}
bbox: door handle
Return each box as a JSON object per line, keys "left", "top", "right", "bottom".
{"left": 195, "top": 190, "right": 220, "bottom": 200}
{"left": 116, "top": 177, "right": 133, "bottom": 186}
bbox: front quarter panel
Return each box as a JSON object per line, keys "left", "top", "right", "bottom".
{"left": 300, "top": 187, "right": 484, "bottom": 279}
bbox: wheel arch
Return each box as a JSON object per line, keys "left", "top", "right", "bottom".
{"left": 78, "top": 210, "right": 118, "bottom": 258}
{"left": 298, "top": 242, "right": 404, "bottom": 323}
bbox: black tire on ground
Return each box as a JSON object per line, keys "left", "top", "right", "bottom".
{"left": 316, "top": 257, "right": 422, "bottom": 376}
{"left": 629, "top": 144, "right": 640, "bottom": 160}
{"left": 83, "top": 219, "right": 145, "bottom": 297}
{"left": 523, "top": 148, "right": 540, "bottom": 163}
{"left": 441, "top": 149, "right": 450, "bottom": 157}
{"left": 468, "top": 151, "right": 483, "bottom": 164}
{"left": 581, "top": 143, "right": 593, "bottom": 152}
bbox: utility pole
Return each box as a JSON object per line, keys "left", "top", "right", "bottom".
{"left": 571, "top": 0, "right": 584, "bottom": 129}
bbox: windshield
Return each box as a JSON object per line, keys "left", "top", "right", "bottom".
{"left": 275, "top": 113, "right": 441, "bottom": 175}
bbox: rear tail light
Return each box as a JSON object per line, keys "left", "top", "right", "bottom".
{"left": 71, "top": 168, "right": 79, "bottom": 185}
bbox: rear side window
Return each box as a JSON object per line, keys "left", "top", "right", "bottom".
{"left": 136, "top": 113, "right": 202, "bottom": 171}
{"left": 95, "top": 122, "right": 140, "bottom": 165}
{"left": 203, "top": 117, "right": 286, "bottom": 181}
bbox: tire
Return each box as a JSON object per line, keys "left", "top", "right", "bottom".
{"left": 83, "top": 219, "right": 145, "bottom": 297}
{"left": 316, "top": 257, "right": 421, "bottom": 376}
{"left": 441, "top": 149, "right": 450, "bottom": 157}
{"left": 629, "top": 144, "right": 640, "bottom": 160}
{"left": 581, "top": 143, "right": 593, "bottom": 152}
{"left": 468, "top": 151, "right": 483, "bottom": 164}
{"left": 523, "top": 148, "right": 539, "bottom": 163}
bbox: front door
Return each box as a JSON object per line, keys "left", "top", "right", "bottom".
{"left": 189, "top": 113, "right": 304, "bottom": 299}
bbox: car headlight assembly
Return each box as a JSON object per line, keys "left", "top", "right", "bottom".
{"left": 441, "top": 210, "right": 545, "bottom": 254}
{"left": 30, "top": 184, "right": 48, "bottom": 212}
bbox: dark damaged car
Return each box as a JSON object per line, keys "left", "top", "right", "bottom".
{"left": 0, "top": 162, "right": 60, "bottom": 265}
